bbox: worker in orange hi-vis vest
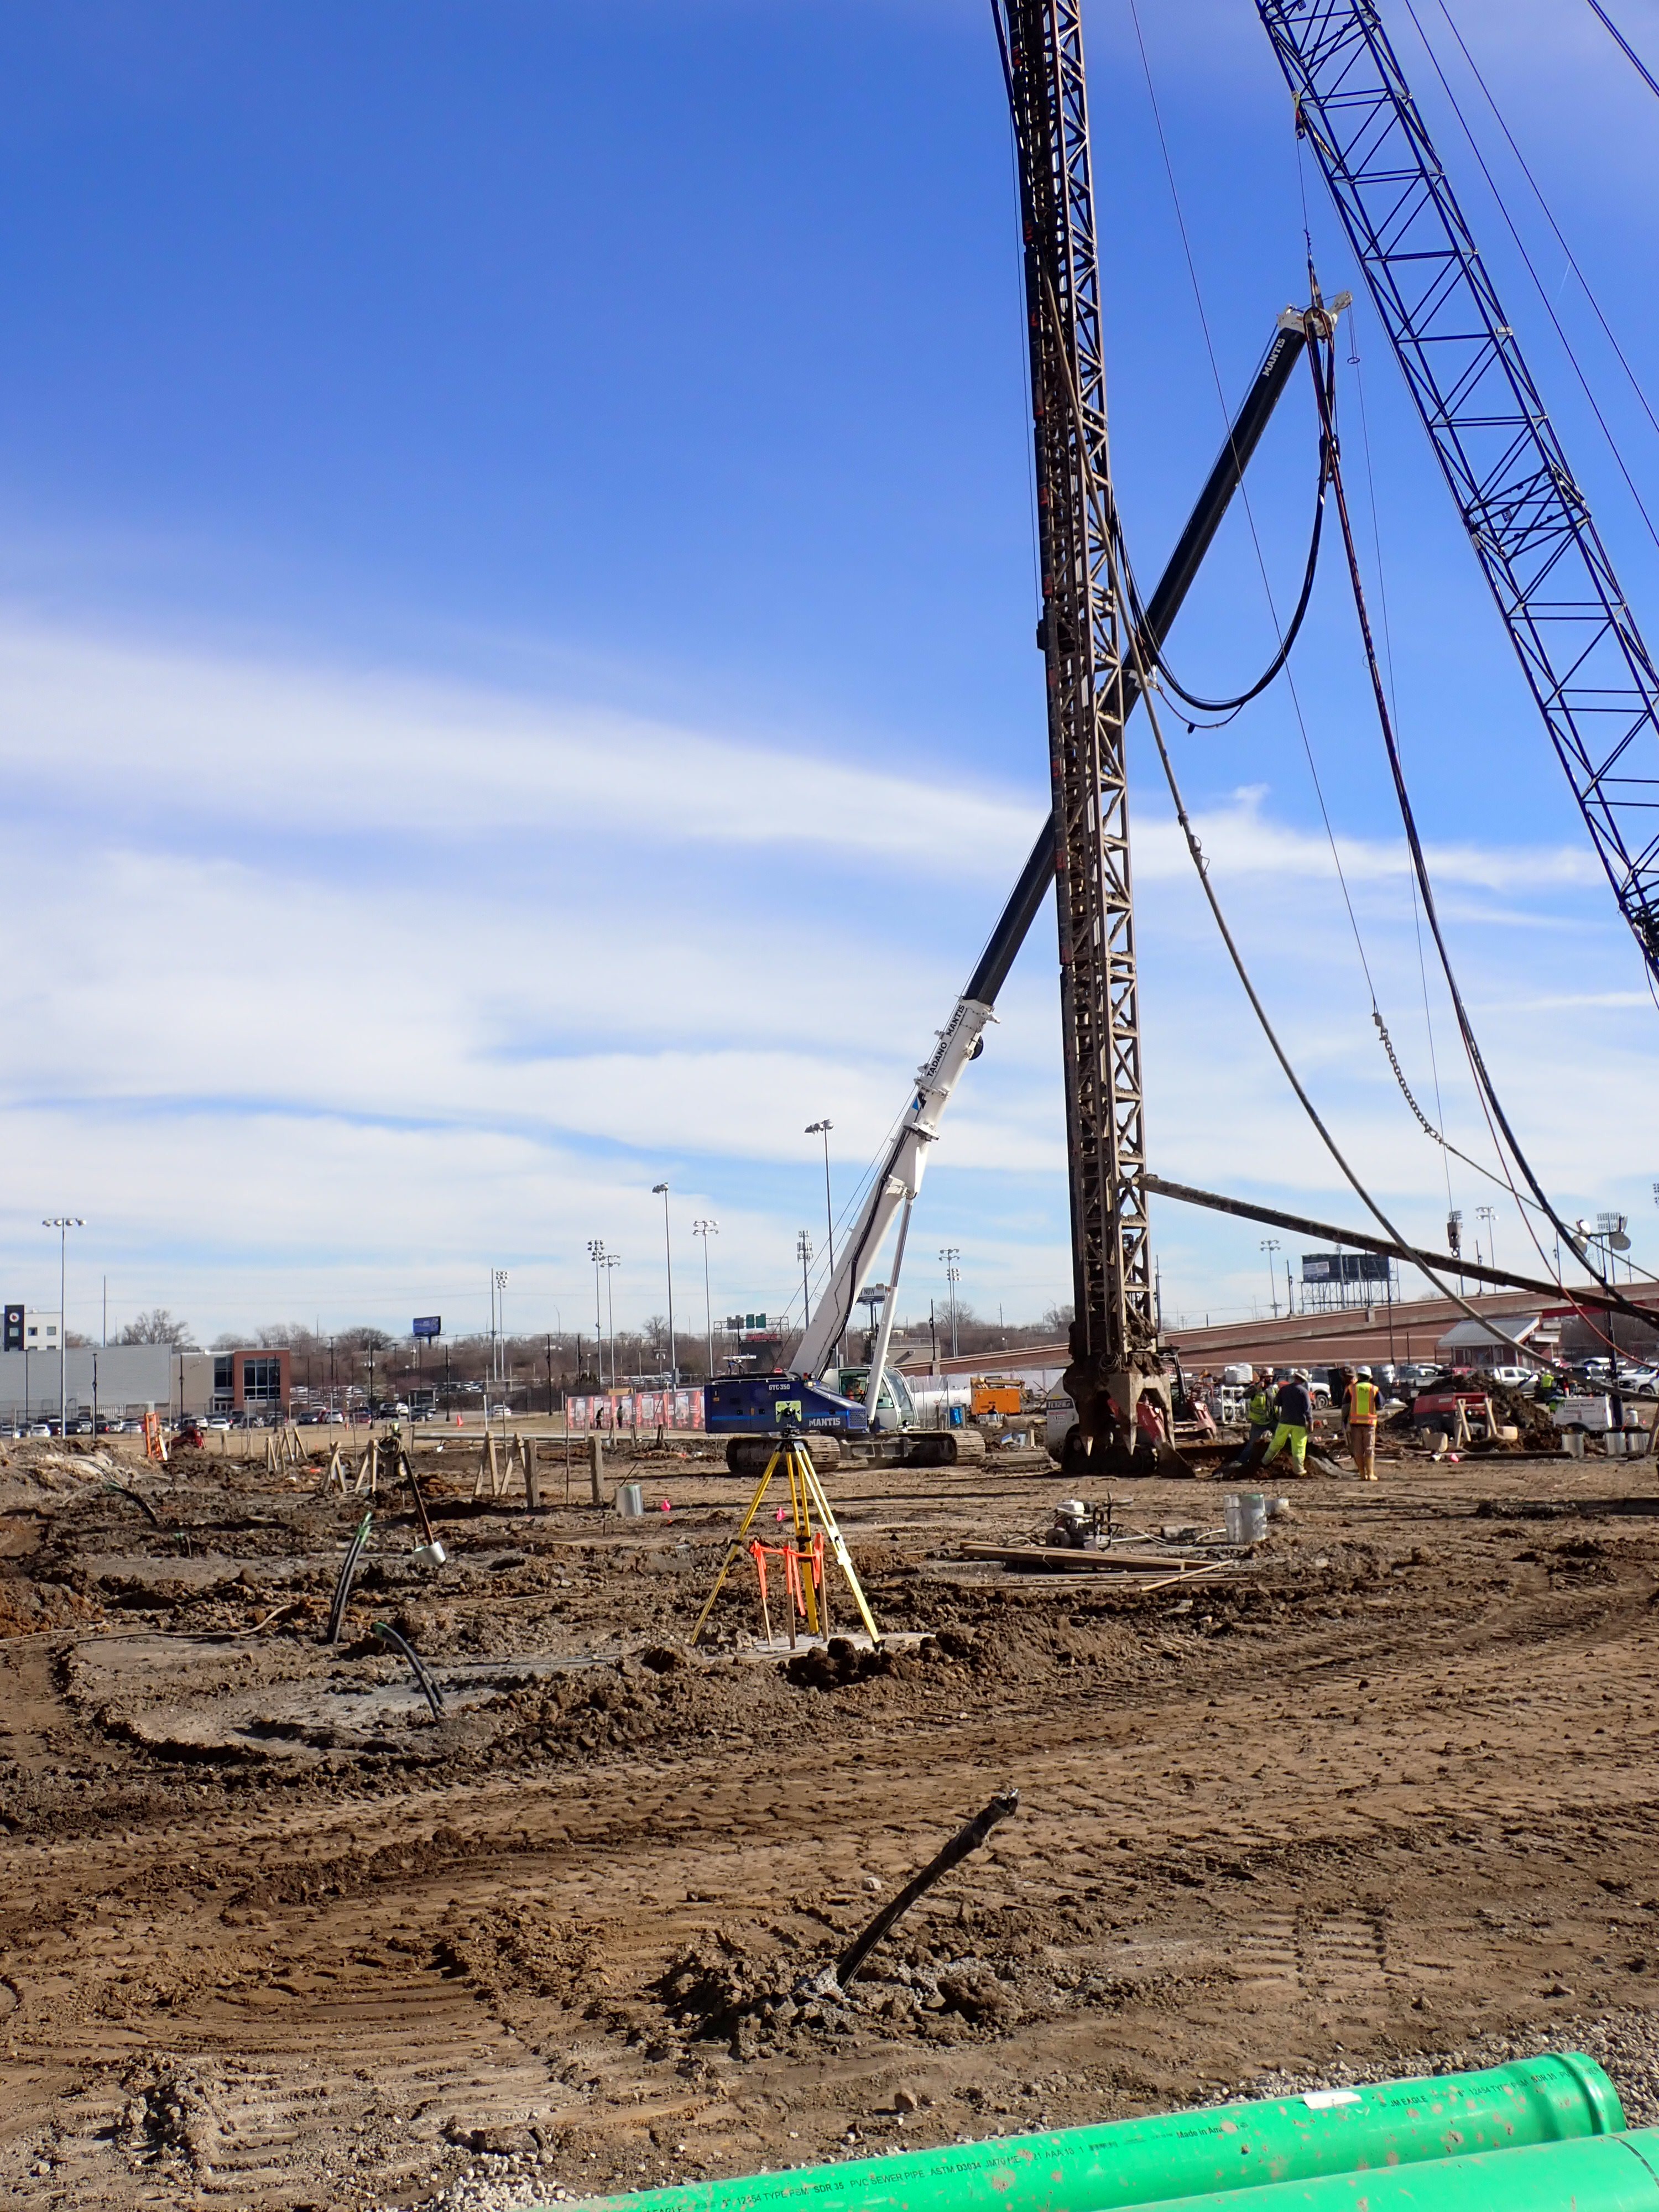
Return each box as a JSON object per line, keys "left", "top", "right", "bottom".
{"left": 1344, "top": 1366, "right": 1381, "bottom": 1480}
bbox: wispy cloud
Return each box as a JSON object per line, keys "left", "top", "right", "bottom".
{"left": 0, "top": 613, "right": 1651, "bottom": 1334}
{"left": 0, "top": 615, "right": 1043, "bottom": 873}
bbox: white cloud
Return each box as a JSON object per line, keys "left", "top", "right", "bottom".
{"left": 0, "top": 611, "right": 1652, "bottom": 1335}
{"left": 0, "top": 614, "right": 1043, "bottom": 872}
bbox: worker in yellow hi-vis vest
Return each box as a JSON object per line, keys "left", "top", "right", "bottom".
{"left": 1344, "top": 1366, "right": 1381, "bottom": 1480}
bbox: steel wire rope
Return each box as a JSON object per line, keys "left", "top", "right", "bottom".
{"left": 1587, "top": 0, "right": 1659, "bottom": 103}
{"left": 1338, "top": 292, "right": 1570, "bottom": 1224}
{"left": 1398, "top": 0, "right": 1659, "bottom": 557}
{"left": 1305, "top": 325, "right": 1659, "bottom": 1326}
{"left": 1438, "top": 0, "right": 1659, "bottom": 455}
{"left": 1119, "top": 0, "right": 1396, "bottom": 994}
{"left": 1029, "top": 263, "right": 1547, "bottom": 1355}
{"left": 1342, "top": 289, "right": 1459, "bottom": 1222}
{"left": 1121, "top": 0, "right": 1490, "bottom": 1181}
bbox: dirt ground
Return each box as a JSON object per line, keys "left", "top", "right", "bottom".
{"left": 4, "top": 1421, "right": 1659, "bottom": 2210}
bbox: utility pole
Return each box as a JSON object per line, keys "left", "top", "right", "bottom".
{"left": 651, "top": 1183, "right": 678, "bottom": 1387}
{"left": 997, "top": 0, "right": 1162, "bottom": 1466}
{"left": 1260, "top": 1238, "right": 1281, "bottom": 1319}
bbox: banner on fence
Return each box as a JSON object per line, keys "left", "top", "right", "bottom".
{"left": 566, "top": 1388, "right": 705, "bottom": 1432}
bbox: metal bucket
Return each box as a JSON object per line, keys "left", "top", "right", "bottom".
{"left": 615, "top": 1480, "right": 644, "bottom": 1516}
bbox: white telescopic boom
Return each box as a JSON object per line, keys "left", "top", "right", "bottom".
{"left": 792, "top": 995, "right": 995, "bottom": 1380}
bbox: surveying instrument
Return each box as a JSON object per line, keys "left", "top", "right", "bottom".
{"left": 691, "top": 1419, "right": 879, "bottom": 1648}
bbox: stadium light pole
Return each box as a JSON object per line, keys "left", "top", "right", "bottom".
{"left": 651, "top": 1183, "right": 678, "bottom": 1388}
{"left": 1260, "top": 1238, "right": 1281, "bottom": 1320}
{"left": 43, "top": 1218, "right": 83, "bottom": 1436}
{"left": 692, "top": 1220, "right": 718, "bottom": 1380}
{"left": 805, "top": 1121, "right": 835, "bottom": 1352}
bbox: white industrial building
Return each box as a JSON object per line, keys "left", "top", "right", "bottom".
{"left": 0, "top": 1345, "right": 217, "bottom": 1426}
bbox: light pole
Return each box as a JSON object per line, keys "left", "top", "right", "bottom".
{"left": 43, "top": 1218, "right": 84, "bottom": 1434}
{"left": 602, "top": 1253, "right": 620, "bottom": 1388}
{"left": 1260, "top": 1238, "right": 1281, "bottom": 1319}
{"left": 651, "top": 1183, "right": 679, "bottom": 1387}
{"left": 806, "top": 1120, "right": 836, "bottom": 1352}
{"left": 939, "top": 1246, "right": 961, "bottom": 1359}
{"left": 796, "top": 1229, "right": 813, "bottom": 1334}
{"left": 587, "top": 1241, "right": 607, "bottom": 1386}
{"left": 492, "top": 1269, "right": 509, "bottom": 1385}
{"left": 1476, "top": 1204, "right": 1497, "bottom": 1274}
{"left": 693, "top": 1219, "right": 718, "bottom": 1379}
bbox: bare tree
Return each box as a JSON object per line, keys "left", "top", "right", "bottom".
{"left": 119, "top": 1309, "right": 196, "bottom": 1347}
{"left": 1040, "top": 1302, "right": 1074, "bottom": 1336}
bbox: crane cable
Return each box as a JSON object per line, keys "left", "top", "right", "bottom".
{"left": 1119, "top": 0, "right": 1481, "bottom": 1158}
{"left": 1303, "top": 315, "right": 1659, "bottom": 1329}
{"left": 1399, "top": 0, "right": 1659, "bottom": 560}
{"left": 1030, "top": 266, "right": 1547, "bottom": 1359}
{"left": 1586, "top": 0, "right": 1659, "bottom": 101}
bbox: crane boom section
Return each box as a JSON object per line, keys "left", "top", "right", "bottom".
{"left": 998, "top": 0, "right": 1155, "bottom": 1392}
{"left": 793, "top": 995, "right": 993, "bottom": 1379}
{"left": 1256, "top": 0, "right": 1659, "bottom": 978}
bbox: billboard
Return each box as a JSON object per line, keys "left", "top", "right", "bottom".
{"left": 1301, "top": 1252, "right": 1392, "bottom": 1285}
{"left": 411, "top": 1316, "right": 442, "bottom": 1339}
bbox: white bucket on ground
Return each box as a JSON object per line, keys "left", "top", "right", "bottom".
{"left": 1224, "top": 1492, "right": 1268, "bottom": 1543}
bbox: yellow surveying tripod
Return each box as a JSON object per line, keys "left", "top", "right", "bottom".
{"left": 691, "top": 1425, "right": 880, "bottom": 1647}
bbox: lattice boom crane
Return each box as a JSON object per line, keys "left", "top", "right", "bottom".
{"left": 1257, "top": 0, "right": 1659, "bottom": 979}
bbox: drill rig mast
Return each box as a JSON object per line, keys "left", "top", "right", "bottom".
{"left": 997, "top": 0, "right": 1162, "bottom": 1463}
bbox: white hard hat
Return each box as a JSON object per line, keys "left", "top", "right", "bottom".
{"left": 1356, "top": 1366, "right": 1373, "bottom": 1379}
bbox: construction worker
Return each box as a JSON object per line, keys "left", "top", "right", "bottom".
{"left": 1245, "top": 1370, "right": 1275, "bottom": 1448}
{"left": 1344, "top": 1365, "right": 1381, "bottom": 1480}
{"left": 1262, "top": 1370, "right": 1312, "bottom": 1478}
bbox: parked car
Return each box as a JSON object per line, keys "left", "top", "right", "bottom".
{"left": 205, "top": 1417, "right": 232, "bottom": 1432}
{"left": 27, "top": 1421, "right": 51, "bottom": 1438}
{"left": 1485, "top": 1366, "right": 1532, "bottom": 1389}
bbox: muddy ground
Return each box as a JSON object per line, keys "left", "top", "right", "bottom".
{"left": 3, "top": 1423, "right": 1659, "bottom": 2209}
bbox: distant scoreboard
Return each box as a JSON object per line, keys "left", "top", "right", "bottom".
{"left": 412, "top": 1316, "right": 442, "bottom": 1339}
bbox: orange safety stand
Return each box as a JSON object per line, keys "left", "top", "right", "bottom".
{"left": 142, "top": 1412, "right": 169, "bottom": 1465}
{"left": 746, "top": 1529, "right": 828, "bottom": 1649}
{"left": 691, "top": 1431, "right": 878, "bottom": 1647}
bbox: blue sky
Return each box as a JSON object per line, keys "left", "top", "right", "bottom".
{"left": 1, "top": 0, "right": 1657, "bottom": 1347}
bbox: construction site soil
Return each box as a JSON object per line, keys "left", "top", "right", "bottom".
{"left": 4, "top": 1426, "right": 1659, "bottom": 2208}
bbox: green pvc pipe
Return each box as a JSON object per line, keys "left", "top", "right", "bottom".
{"left": 567, "top": 2054, "right": 1622, "bottom": 2212}
{"left": 1128, "top": 2122, "right": 1659, "bottom": 2212}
